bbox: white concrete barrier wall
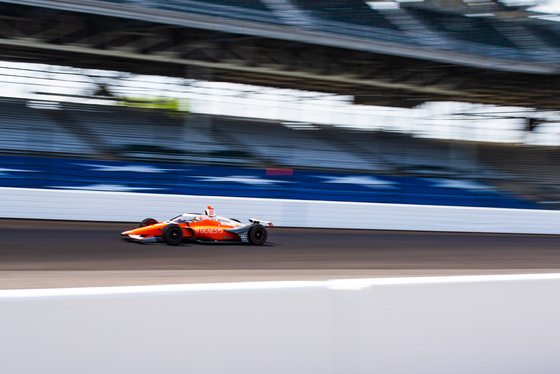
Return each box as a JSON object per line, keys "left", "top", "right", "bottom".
{"left": 1, "top": 274, "right": 560, "bottom": 374}
{"left": 1, "top": 187, "right": 560, "bottom": 234}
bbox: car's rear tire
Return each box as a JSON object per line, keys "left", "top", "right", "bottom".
{"left": 140, "top": 218, "right": 158, "bottom": 227}
{"left": 162, "top": 224, "right": 183, "bottom": 245}
{"left": 248, "top": 224, "right": 268, "bottom": 245}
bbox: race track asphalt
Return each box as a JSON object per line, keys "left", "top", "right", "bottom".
{"left": 1, "top": 219, "right": 560, "bottom": 289}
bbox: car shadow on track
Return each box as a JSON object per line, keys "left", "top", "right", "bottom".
{"left": 120, "top": 239, "right": 280, "bottom": 248}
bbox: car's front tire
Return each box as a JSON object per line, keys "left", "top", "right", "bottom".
{"left": 162, "top": 224, "right": 184, "bottom": 245}
{"left": 248, "top": 224, "right": 268, "bottom": 245}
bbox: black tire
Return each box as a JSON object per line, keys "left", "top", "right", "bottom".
{"left": 248, "top": 224, "right": 268, "bottom": 245}
{"left": 140, "top": 218, "right": 158, "bottom": 227}
{"left": 162, "top": 224, "right": 184, "bottom": 245}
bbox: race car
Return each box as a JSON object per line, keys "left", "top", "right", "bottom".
{"left": 121, "top": 206, "right": 273, "bottom": 245}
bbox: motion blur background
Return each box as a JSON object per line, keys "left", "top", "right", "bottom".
{"left": 1, "top": 0, "right": 560, "bottom": 212}
{"left": 3, "top": 4, "right": 560, "bottom": 373}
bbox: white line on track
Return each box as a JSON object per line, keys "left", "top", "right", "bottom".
{"left": 2, "top": 272, "right": 560, "bottom": 298}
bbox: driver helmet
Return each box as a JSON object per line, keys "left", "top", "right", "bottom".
{"left": 205, "top": 206, "right": 215, "bottom": 217}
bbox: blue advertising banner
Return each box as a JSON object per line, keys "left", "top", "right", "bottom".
{"left": 0, "top": 155, "right": 535, "bottom": 209}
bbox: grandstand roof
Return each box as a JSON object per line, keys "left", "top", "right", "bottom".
{"left": 0, "top": 0, "right": 559, "bottom": 108}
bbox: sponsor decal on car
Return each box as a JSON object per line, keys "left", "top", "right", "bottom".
{"left": 194, "top": 227, "right": 224, "bottom": 234}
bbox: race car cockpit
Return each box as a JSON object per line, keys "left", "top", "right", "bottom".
{"left": 169, "top": 213, "right": 203, "bottom": 224}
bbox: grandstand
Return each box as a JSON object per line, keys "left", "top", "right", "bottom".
{"left": 0, "top": 100, "right": 95, "bottom": 155}
{"left": 0, "top": 97, "right": 552, "bottom": 209}
{"left": 0, "top": 0, "right": 559, "bottom": 109}
{"left": 0, "top": 0, "right": 559, "bottom": 210}
{"left": 90, "top": 0, "right": 560, "bottom": 64}
{"left": 0, "top": 98, "right": 491, "bottom": 175}
{"left": 477, "top": 143, "right": 560, "bottom": 209}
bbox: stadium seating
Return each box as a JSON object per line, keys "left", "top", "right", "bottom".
{"left": 0, "top": 98, "right": 542, "bottom": 209}
{"left": 210, "top": 116, "right": 375, "bottom": 171}
{"left": 0, "top": 99, "right": 499, "bottom": 176}
{"left": 0, "top": 99, "right": 94, "bottom": 155}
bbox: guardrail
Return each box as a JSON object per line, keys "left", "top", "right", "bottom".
{"left": 1, "top": 273, "right": 560, "bottom": 374}
{"left": 1, "top": 187, "right": 560, "bottom": 234}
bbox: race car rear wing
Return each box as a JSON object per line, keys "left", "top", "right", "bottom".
{"left": 249, "top": 219, "right": 274, "bottom": 227}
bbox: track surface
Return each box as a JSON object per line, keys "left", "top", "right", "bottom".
{"left": 1, "top": 219, "right": 560, "bottom": 289}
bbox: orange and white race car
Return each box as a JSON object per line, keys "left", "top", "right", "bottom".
{"left": 121, "top": 206, "right": 273, "bottom": 245}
